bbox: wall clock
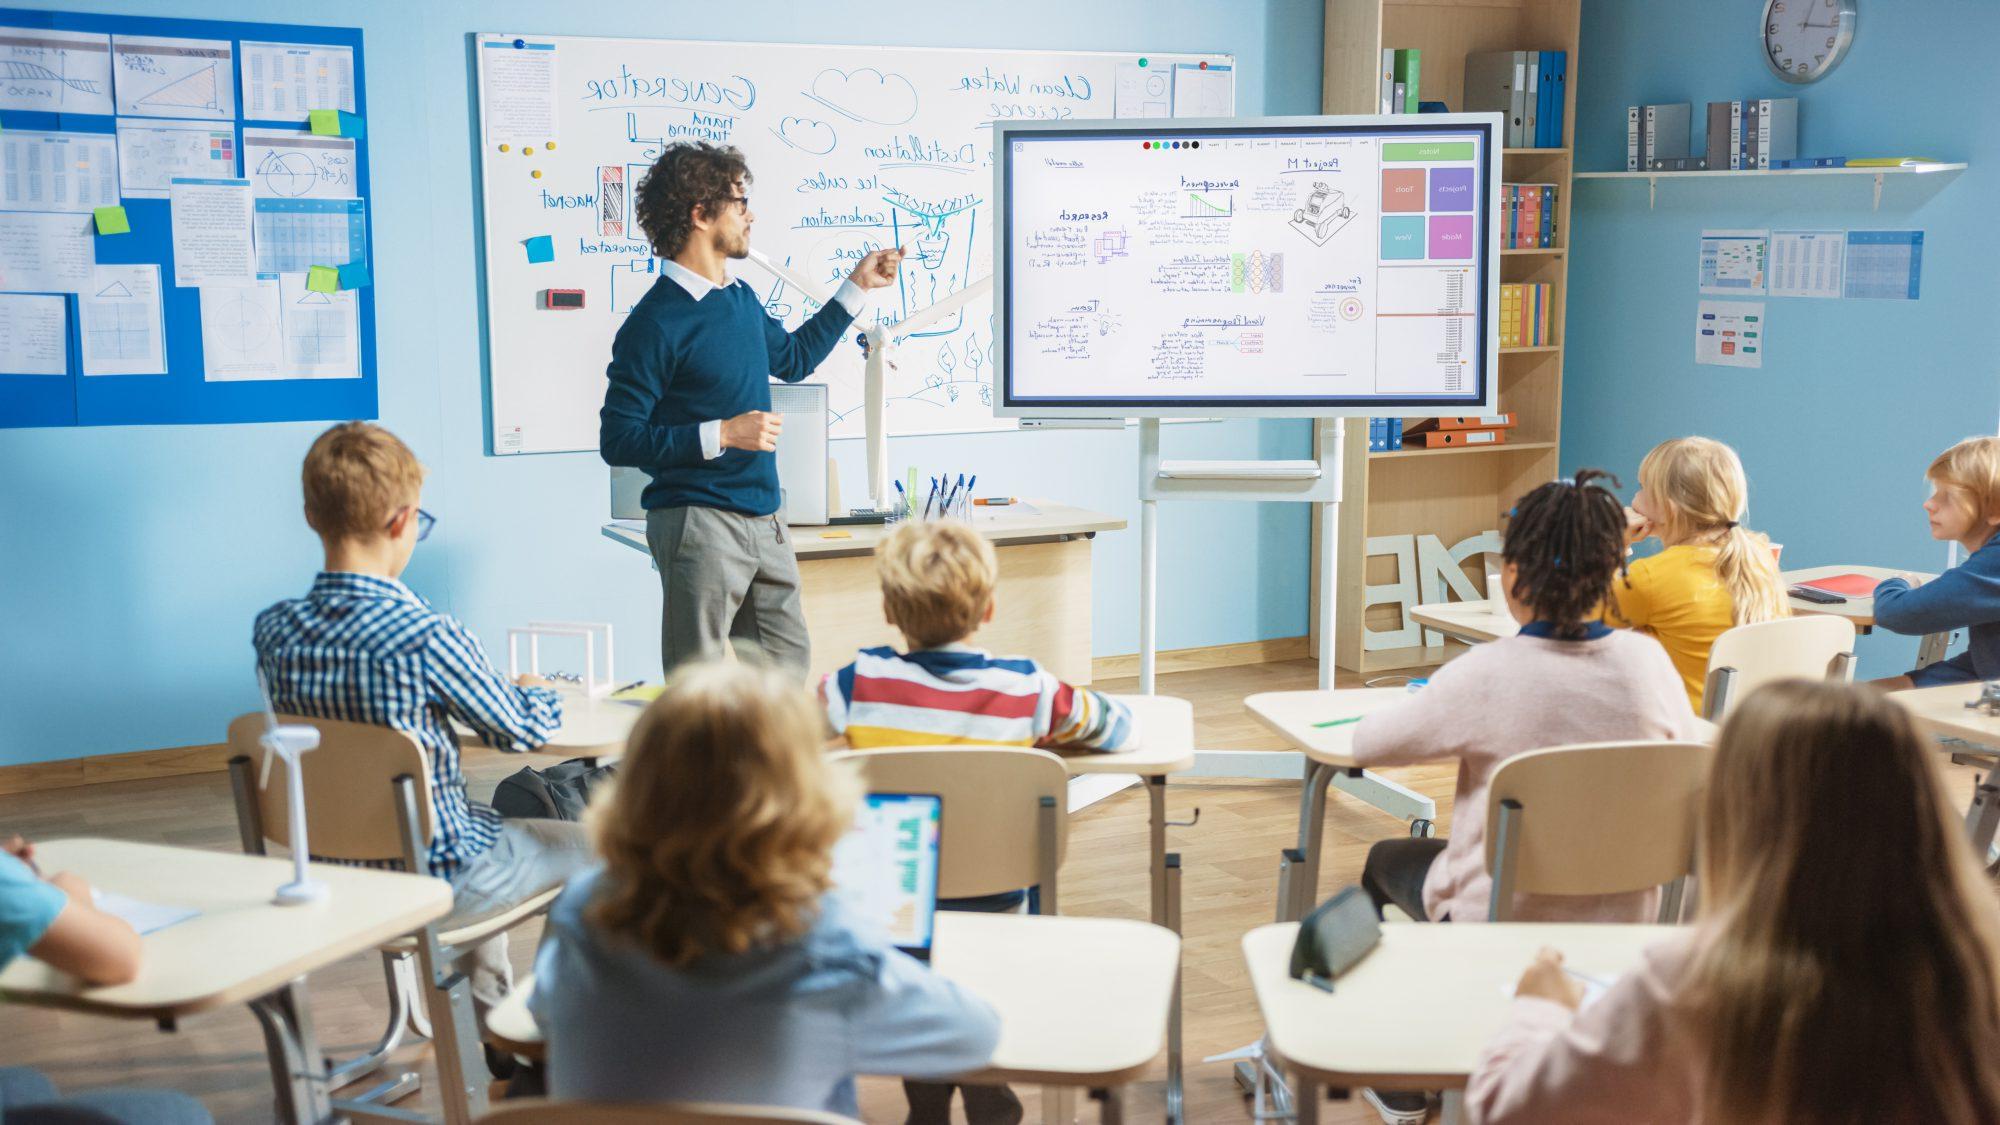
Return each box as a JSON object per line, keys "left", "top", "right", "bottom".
{"left": 1763, "top": 0, "right": 1856, "bottom": 84}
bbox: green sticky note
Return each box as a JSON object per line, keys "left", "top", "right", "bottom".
{"left": 336, "top": 260, "right": 370, "bottom": 289}
{"left": 306, "top": 265, "right": 339, "bottom": 293}
{"left": 309, "top": 109, "right": 341, "bottom": 136}
{"left": 92, "top": 205, "right": 129, "bottom": 235}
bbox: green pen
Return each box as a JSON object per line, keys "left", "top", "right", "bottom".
{"left": 1312, "top": 716, "right": 1364, "bottom": 729}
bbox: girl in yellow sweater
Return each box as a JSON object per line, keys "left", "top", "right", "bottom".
{"left": 1606, "top": 436, "right": 1789, "bottom": 713}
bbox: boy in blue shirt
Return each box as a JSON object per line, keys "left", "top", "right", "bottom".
{"left": 254, "top": 422, "right": 590, "bottom": 1010}
{"left": 1874, "top": 436, "right": 2000, "bottom": 689}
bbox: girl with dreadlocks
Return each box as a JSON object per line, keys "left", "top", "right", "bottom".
{"left": 1350, "top": 470, "right": 1701, "bottom": 926}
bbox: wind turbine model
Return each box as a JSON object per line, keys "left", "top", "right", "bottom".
{"left": 258, "top": 674, "right": 328, "bottom": 905}
{"left": 748, "top": 247, "right": 994, "bottom": 515}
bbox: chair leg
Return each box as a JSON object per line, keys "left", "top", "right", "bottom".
{"left": 418, "top": 945, "right": 489, "bottom": 1125}
{"left": 326, "top": 951, "right": 423, "bottom": 1092}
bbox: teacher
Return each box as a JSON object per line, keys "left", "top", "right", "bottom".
{"left": 600, "top": 141, "right": 905, "bottom": 675}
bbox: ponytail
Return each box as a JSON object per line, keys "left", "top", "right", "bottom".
{"left": 1637, "top": 437, "right": 1790, "bottom": 626}
{"left": 1713, "top": 524, "right": 1789, "bottom": 625}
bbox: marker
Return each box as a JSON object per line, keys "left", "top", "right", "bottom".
{"left": 974, "top": 497, "right": 1017, "bottom": 506}
{"left": 894, "top": 479, "right": 907, "bottom": 512}
{"left": 1311, "top": 716, "right": 1364, "bottom": 729}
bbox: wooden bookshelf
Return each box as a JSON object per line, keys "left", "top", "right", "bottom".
{"left": 1314, "top": 0, "right": 1579, "bottom": 673}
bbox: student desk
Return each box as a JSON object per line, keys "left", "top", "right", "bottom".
{"left": 1783, "top": 564, "right": 1948, "bottom": 666}
{"left": 602, "top": 500, "right": 1125, "bottom": 684}
{"left": 0, "top": 838, "right": 451, "bottom": 1125}
{"left": 1890, "top": 680, "right": 2000, "bottom": 854}
{"left": 448, "top": 686, "right": 644, "bottom": 758}
{"left": 487, "top": 912, "right": 1179, "bottom": 1125}
{"left": 1247, "top": 690, "right": 1718, "bottom": 923}
{"left": 1242, "top": 920, "right": 1675, "bottom": 1125}
{"left": 1408, "top": 601, "right": 1517, "bottom": 646}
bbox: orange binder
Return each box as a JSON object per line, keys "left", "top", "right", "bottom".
{"left": 1410, "top": 428, "right": 1509, "bottom": 448}
{"left": 1406, "top": 414, "right": 1519, "bottom": 433}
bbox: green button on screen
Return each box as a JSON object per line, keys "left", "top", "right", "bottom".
{"left": 1383, "top": 141, "right": 1476, "bottom": 162}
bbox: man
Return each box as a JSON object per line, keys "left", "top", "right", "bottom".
{"left": 600, "top": 141, "right": 904, "bottom": 675}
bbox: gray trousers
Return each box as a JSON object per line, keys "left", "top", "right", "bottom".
{"left": 646, "top": 505, "right": 810, "bottom": 676}
{"left": 447, "top": 819, "right": 593, "bottom": 1010}
{"left": 0, "top": 1067, "right": 212, "bottom": 1124}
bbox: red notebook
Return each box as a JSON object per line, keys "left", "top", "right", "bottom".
{"left": 1793, "top": 573, "right": 1881, "bottom": 598}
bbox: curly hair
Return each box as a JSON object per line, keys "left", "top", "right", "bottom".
{"left": 633, "top": 142, "right": 750, "bottom": 259}
{"left": 1501, "top": 468, "right": 1629, "bottom": 639}
{"left": 586, "top": 660, "right": 859, "bottom": 968}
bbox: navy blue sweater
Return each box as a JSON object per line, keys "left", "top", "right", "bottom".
{"left": 599, "top": 275, "right": 855, "bottom": 517}
{"left": 1874, "top": 531, "right": 2000, "bottom": 686}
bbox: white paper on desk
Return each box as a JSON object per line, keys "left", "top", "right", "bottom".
{"left": 92, "top": 889, "right": 199, "bottom": 936}
{"left": 1, "top": 130, "right": 120, "bottom": 213}
{"left": 240, "top": 41, "right": 355, "bottom": 123}
{"left": 200, "top": 275, "right": 283, "bottom": 380}
{"left": 0, "top": 27, "right": 114, "bottom": 116}
{"left": 1769, "top": 230, "right": 1844, "bottom": 299}
{"left": 115, "top": 117, "right": 238, "bottom": 198}
{"left": 0, "top": 211, "right": 94, "bottom": 293}
{"left": 276, "top": 270, "right": 360, "bottom": 379}
{"left": 244, "top": 129, "right": 355, "bottom": 200}
{"left": 481, "top": 38, "right": 558, "bottom": 147}
{"left": 0, "top": 293, "right": 68, "bottom": 375}
{"left": 170, "top": 177, "right": 255, "bottom": 287}
{"left": 112, "top": 35, "right": 235, "bottom": 121}
{"left": 80, "top": 263, "right": 167, "bottom": 376}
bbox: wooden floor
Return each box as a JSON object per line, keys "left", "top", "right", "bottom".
{"left": 3, "top": 659, "right": 1982, "bottom": 1124}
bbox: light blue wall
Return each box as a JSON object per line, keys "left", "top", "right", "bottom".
{"left": 0, "top": 0, "right": 1327, "bottom": 765}
{"left": 1567, "top": 0, "right": 2000, "bottom": 677}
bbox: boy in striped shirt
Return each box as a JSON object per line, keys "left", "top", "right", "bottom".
{"left": 253, "top": 422, "right": 591, "bottom": 1012}
{"left": 821, "top": 519, "right": 1134, "bottom": 752}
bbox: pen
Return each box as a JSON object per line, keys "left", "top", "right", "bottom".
{"left": 612, "top": 680, "right": 647, "bottom": 695}
{"left": 974, "top": 497, "right": 1017, "bottom": 506}
{"left": 894, "top": 479, "right": 906, "bottom": 512}
{"left": 1312, "top": 716, "right": 1364, "bottom": 729}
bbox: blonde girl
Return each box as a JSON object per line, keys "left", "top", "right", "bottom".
{"left": 531, "top": 661, "right": 999, "bottom": 1115}
{"left": 1607, "top": 436, "right": 1788, "bottom": 711}
{"left": 1469, "top": 678, "right": 2000, "bottom": 1124}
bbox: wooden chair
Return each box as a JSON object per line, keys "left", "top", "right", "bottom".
{"left": 1485, "top": 740, "right": 1714, "bottom": 922}
{"left": 476, "top": 1101, "right": 861, "bottom": 1124}
{"left": 828, "top": 746, "right": 1069, "bottom": 913}
{"left": 227, "top": 713, "right": 562, "bottom": 1125}
{"left": 1703, "top": 615, "right": 1857, "bottom": 721}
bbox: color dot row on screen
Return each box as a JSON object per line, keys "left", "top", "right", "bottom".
{"left": 1141, "top": 140, "right": 1204, "bottom": 150}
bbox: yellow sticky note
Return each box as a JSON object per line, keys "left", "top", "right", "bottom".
{"left": 308, "top": 109, "right": 341, "bottom": 136}
{"left": 306, "top": 265, "right": 339, "bottom": 293}
{"left": 92, "top": 205, "right": 129, "bottom": 235}
{"left": 820, "top": 530, "right": 853, "bottom": 539}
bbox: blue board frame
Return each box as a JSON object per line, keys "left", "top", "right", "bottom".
{"left": 0, "top": 7, "right": 374, "bottom": 429}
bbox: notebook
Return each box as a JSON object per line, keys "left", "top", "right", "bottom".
{"left": 832, "top": 792, "right": 943, "bottom": 959}
{"left": 1792, "top": 574, "right": 1882, "bottom": 598}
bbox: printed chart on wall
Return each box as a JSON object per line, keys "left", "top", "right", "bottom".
{"left": 0, "top": 8, "right": 373, "bottom": 430}
{"left": 473, "top": 34, "right": 1234, "bottom": 455}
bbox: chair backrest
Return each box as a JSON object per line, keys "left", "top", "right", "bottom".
{"left": 1485, "top": 740, "right": 1713, "bottom": 921}
{"left": 476, "top": 1102, "right": 862, "bottom": 1124}
{"left": 830, "top": 746, "right": 1068, "bottom": 905}
{"left": 225, "top": 712, "right": 433, "bottom": 863}
{"left": 1703, "top": 614, "right": 1857, "bottom": 720}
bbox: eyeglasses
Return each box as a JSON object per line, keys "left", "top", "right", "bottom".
{"left": 721, "top": 194, "right": 750, "bottom": 212}
{"left": 387, "top": 507, "right": 437, "bottom": 541}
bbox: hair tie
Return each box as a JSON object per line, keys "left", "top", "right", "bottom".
{"left": 1725, "top": 521, "right": 1739, "bottom": 530}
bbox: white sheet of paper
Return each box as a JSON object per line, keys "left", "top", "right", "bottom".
{"left": 1114, "top": 62, "right": 1172, "bottom": 119}
{"left": 240, "top": 41, "right": 355, "bottom": 122}
{"left": 80, "top": 263, "right": 167, "bottom": 376}
{"left": 243, "top": 128, "right": 356, "bottom": 200}
{"left": 480, "top": 39, "right": 558, "bottom": 146}
{"left": 0, "top": 27, "right": 114, "bottom": 115}
{"left": 0, "top": 293, "right": 68, "bottom": 374}
{"left": 277, "top": 270, "right": 360, "bottom": 378}
{"left": 1, "top": 130, "right": 120, "bottom": 213}
{"left": 1698, "top": 229, "right": 1770, "bottom": 296}
{"left": 169, "top": 177, "right": 255, "bottom": 287}
{"left": 200, "top": 275, "right": 283, "bottom": 380}
{"left": 1171, "top": 62, "right": 1233, "bottom": 118}
{"left": 92, "top": 889, "right": 199, "bottom": 936}
{"left": 1769, "top": 230, "right": 1845, "bottom": 299}
{"left": 114, "top": 117, "right": 238, "bottom": 198}
{"left": 0, "top": 211, "right": 94, "bottom": 293}
{"left": 111, "top": 35, "right": 235, "bottom": 120}
{"left": 1695, "top": 300, "right": 1765, "bottom": 369}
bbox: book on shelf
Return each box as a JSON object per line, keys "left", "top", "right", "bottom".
{"left": 1501, "top": 184, "right": 1558, "bottom": 248}
{"left": 1466, "top": 51, "right": 1524, "bottom": 144}
{"left": 1499, "top": 283, "right": 1552, "bottom": 348}
{"left": 1769, "top": 157, "right": 1846, "bottom": 169}
{"left": 1846, "top": 156, "right": 1940, "bottom": 168}
{"left": 1647, "top": 156, "right": 1709, "bottom": 171}
{"left": 1409, "top": 428, "right": 1509, "bottom": 449}
{"left": 1532, "top": 52, "right": 1567, "bottom": 147}
{"left": 1395, "top": 49, "right": 1420, "bottom": 114}
{"left": 1368, "top": 418, "right": 1406, "bottom": 452}
{"left": 1636, "top": 103, "right": 1691, "bottom": 173}
{"left": 1406, "top": 414, "right": 1517, "bottom": 434}
{"left": 1380, "top": 49, "right": 1396, "bottom": 114}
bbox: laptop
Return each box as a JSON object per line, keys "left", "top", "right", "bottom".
{"left": 832, "top": 792, "right": 943, "bottom": 960}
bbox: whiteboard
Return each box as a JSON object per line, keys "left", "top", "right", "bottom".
{"left": 995, "top": 115, "right": 1502, "bottom": 417}
{"left": 473, "top": 33, "right": 1233, "bottom": 455}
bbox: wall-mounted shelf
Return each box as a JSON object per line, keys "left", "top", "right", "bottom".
{"left": 1575, "top": 162, "right": 1966, "bottom": 210}
{"left": 1504, "top": 147, "right": 1570, "bottom": 157}
{"left": 1371, "top": 440, "right": 1557, "bottom": 461}
{"left": 1502, "top": 247, "right": 1564, "bottom": 257}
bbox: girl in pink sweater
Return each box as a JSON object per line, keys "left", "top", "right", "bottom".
{"left": 1352, "top": 470, "right": 1699, "bottom": 925}
{"left": 1470, "top": 679, "right": 2000, "bottom": 1124}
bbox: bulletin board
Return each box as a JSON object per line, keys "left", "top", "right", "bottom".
{"left": 0, "top": 7, "right": 374, "bottom": 429}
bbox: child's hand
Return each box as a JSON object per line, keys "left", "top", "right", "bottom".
{"left": 516, "top": 673, "right": 556, "bottom": 689}
{"left": 47, "top": 870, "right": 92, "bottom": 904}
{"left": 1514, "top": 947, "right": 1585, "bottom": 1010}
{"left": 1896, "top": 572, "right": 1929, "bottom": 589}
{"left": 1623, "top": 506, "right": 1654, "bottom": 544}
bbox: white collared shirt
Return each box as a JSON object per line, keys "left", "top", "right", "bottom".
{"left": 659, "top": 259, "right": 866, "bottom": 460}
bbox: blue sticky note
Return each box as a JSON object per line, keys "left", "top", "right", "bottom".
{"left": 337, "top": 260, "right": 371, "bottom": 289}
{"left": 337, "top": 111, "right": 365, "bottom": 139}
{"left": 524, "top": 235, "right": 554, "bottom": 264}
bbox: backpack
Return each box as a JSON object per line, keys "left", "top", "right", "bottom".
{"left": 490, "top": 757, "right": 618, "bottom": 821}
